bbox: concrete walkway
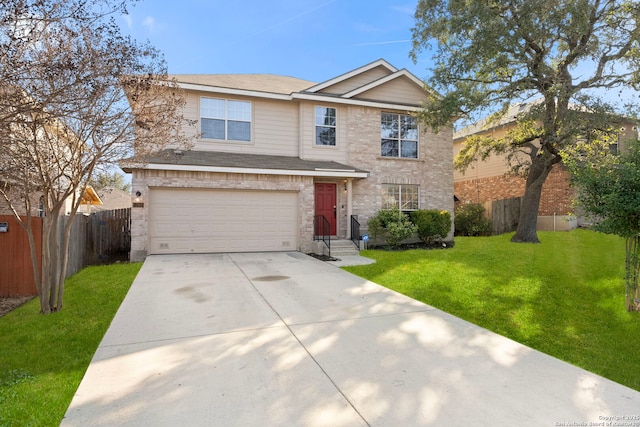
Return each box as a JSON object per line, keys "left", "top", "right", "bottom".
{"left": 62, "top": 252, "right": 639, "bottom": 426}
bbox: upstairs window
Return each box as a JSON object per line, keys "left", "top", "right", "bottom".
{"left": 381, "top": 112, "right": 418, "bottom": 158}
{"left": 382, "top": 184, "right": 419, "bottom": 211}
{"left": 315, "top": 106, "right": 336, "bottom": 146}
{"left": 201, "top": 97, "right": 251, "bottom": 141}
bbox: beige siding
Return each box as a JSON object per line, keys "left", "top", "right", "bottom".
{"left": 318, "top": 65, "right": 392, "bottom": 95}
{"left": 354, "top": 76, "right": 429, "bottom": 106}
{"left": 299, "top": 102, "right": 348, "bottom": 163}
{"left": 252, "top": 99, "right": 299, "bottom": 156}
{"left": 453, "top": 121, "right": 538, "bottom": 181}
{"left": 184, "top": 91, "right": 300, "bottom": 157}
{"left": 453, "top": 140, "right": 511, "bottom": 181}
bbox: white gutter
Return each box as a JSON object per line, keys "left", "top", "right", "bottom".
{"left": 178, "top": 83, "right": 292, "bottom": 101}
{"left": 291, "top": 92, "right": 424, "bottom": 111}
{"left": 127, "top": 162, "right": 368, "bottom": 178}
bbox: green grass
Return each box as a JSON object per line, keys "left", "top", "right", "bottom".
{"left": 345, "top": 229, "right": 640, "bottom": 391}
{"left": 0, "top": 262, "right": 141, "bottom": 427}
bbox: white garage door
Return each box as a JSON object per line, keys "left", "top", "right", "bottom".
{"left": 148, "top": 188, "right": 298, "bottom": 254}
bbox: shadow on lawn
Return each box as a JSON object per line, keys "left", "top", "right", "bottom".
{"left": 348, "top": 231, "right": 640, "bottom": 391}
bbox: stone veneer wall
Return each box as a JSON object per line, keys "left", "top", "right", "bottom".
{"left": 130, "top": 169, "right": 315, "bottom": 262}
{"left": 454, "top": 164, "right": 575, "bottom": 216}
{"left": 345, "top": 105, "right": 455, "bottom": 238}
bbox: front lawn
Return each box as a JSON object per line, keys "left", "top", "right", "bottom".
{"left": 345, "top": 229, "right": 640, "bottom": 391}
{"left": 0, "top": 262, "right": 141, "bottom": 427}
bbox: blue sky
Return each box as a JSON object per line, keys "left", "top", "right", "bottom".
{"left": 119, "top": 0, "right": 431, "bottom": 84}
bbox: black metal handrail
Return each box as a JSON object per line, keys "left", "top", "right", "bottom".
{"left": 314, "top": 214, "right": 331, "bottom": 255}
{"left": 350, "top": 215, "right": 360, "bottom": 249}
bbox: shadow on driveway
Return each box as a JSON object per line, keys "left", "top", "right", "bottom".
{"left": 62, "top": 252, "right": 640, "bottom": 426}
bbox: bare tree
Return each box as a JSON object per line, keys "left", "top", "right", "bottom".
{"left": 0, "top": 0, "right": 193, "bottom": 314}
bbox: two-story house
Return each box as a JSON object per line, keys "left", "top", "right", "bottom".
{"left": 453, "top": 101, "right": 638, "bottom": 231}
{"left": 122, "top": 59, "right": 454, "bottom": 261}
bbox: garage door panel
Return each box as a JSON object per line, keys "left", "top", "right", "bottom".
{"left": 148, "top": 189, "right": 298, "bottom": 254}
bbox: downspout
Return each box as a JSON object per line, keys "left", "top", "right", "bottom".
{"left": 346, "top": 179, "right": 353, "bottom": 238}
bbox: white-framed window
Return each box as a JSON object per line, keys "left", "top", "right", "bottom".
{"left": 315, "top": 106, "right": 336, "bottom": 146}
{"left": 381, "top": 112, "right": 418, "bottom": 158}
{"left": 201, "top": 97, "right": 251, "bottom": 141}
{"left": 382, "top": 184, "right": 419, "bottom": 211}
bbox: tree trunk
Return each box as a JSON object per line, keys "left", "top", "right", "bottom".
{"left": 510, "top": 156, "right": 554, "bottom": 243}
{"left": 39, "top": 214, "right": 54, "bottom": 314}
{"left": 48, "top": 215, "right": 59, "bottom": 311}
{"left": 37, "top": 206, "right": 67, "bottom": 314}
{"left": 625, "top": 235, "right": 640, "bottom": 312}
{"left": 57, "top": 213, "right": 77, "bottom": 310}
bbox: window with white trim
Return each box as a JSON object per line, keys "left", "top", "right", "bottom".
{"left": 382, "top": 184, "right": 419, "bottom": 211}
{"left": 315, "top": 106, "right": 336, "bottom": 146}
{"left": 381, "top": 112, "right": 418, "bottom": 158}
{"left": 201, "top": 97, "right": 251, "bottom": 141}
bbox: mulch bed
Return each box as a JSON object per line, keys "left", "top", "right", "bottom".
{"left": 368, "top": 241, "right": 455, "bottom": 250}
{"left": 307, "top": 253, "right": 340, "bottom": 262}
{"left": 0, "top": 296, "right": 34, "bottom": 317}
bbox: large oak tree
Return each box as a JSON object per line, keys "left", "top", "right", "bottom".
{"left": 411, "top": 0, "right": 640, "bottom": 242}
{"left": 0, "top": 0, "right": 193, "bottom": 314}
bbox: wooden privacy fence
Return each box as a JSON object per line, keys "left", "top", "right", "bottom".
{"left": 73, "top": 208, "right": 131, "bottom": 268}
{"left": 484, "top": 197, "right": 521, "bottom": 235}
{"left": 0, "top": 216, "right": 42, "bottom": 297}
{"left": 0, "top": 208, "right": 131, "bottom": 297}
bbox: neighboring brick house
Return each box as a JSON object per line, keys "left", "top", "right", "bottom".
{"left": 453, "top": 102, "right": 638, "bottom": 230}
{"left": 122, "top": 59, "right": 454, "bottom": 261}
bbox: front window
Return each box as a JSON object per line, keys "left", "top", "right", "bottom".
{"left": 201, "top": 97, "right": 251, "bottom": 141}
{"left": 382, "top": 184, "right": 419, "bottom": 211}
{"left": 315, "top": 106, "right": 336, "bottom": 146}
{"left": 381, "top": 112, "right": 418, "bottom": 158}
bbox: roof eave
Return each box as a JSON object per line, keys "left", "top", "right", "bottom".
{"left": 178, "top": 82, "right": 293, "bottom": 100}
{"left": 121, "top": 162, "right": 369, "bottom": 178}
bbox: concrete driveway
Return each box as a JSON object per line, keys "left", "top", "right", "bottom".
{"left": 62, "top": 252, "right": 639, "bottom": 426}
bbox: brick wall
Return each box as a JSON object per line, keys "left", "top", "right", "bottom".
{"left": 130, "top": 169, "right": 315, "bottom": 261}
{"left": 130, "top": 106, "right": 455, "bottom": 260}
{"left": 454, "top": 164, "right": 575, "bottom": 216}
{"left": 346, "top": 105, "right": 455, "bottom": 237}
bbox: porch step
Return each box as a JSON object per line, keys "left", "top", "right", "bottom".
{"left": 330, "top": 239, "right": 360, "bottom": 257}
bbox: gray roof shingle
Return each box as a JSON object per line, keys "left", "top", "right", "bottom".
{"left": 171, "top": 74, "right": 316, "bottom": 95}
{"left": 126, "top": 150, "right": 367, "bottom": 175}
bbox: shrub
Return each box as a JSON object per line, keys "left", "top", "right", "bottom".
{"left": 411, "top": 209, "right": 451, "bottom": 244}
{"left": 368, "top": 208, "right": 417, "bottom": 247}
{"left": 455, "top": 203, "right": 491, "bottom": 236}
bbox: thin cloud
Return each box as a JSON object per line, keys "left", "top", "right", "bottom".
{"left": 390, "top": 4, "right": 416, "bottom": 15}
{"left": 244, "top": 0, "right": 338, "bottom": 39}
{"left": 122, "top": 14, "right": 133, "bottom": 29}
{"left": 143, "top": 16, "right": 156, "bottom": 33}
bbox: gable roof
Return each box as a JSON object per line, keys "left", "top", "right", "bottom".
{"left": 340, "top": 69, "right": 425, "bottom": 99}
{"left": 304, "top": 59, "right": 397, "bottom": 93}
{"left": 171, "top": 59, "right": 437, "bottom": 110}
{"left": 79, "top": 186, "right": 103, "bottom": 206}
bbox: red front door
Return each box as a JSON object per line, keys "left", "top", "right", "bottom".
{"left": 314, "top": 183, "right": 337, "bottom": 235}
